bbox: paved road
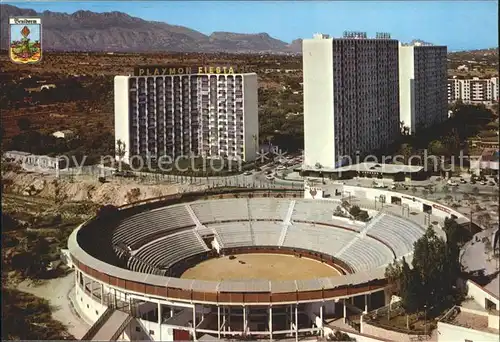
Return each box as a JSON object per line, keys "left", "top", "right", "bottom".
{"left": 23, "top": 162, "right": 499, "bottom": 196}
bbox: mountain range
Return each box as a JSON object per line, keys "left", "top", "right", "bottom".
{"left": 3, "top": 4, "right": 494, "bottom": 54}
{"left": 1, "top": 4, "right": 302, "bottom": 54}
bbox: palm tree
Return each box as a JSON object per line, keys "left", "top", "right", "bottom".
{"left": 451, "top": 186, "right": 458, "bottom": 201}
{"left": 116, "top": 139, "right": 126, "bottom": 165}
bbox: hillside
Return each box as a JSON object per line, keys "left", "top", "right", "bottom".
{"left": 0, "top": 4, "right": 299, "bottom": 54}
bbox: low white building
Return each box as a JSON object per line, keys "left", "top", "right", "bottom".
{"left": 448, "top": 76, "right": 499, "bottom": 104}
{"left": 3, "top": 150, "right": 65, "bottom": 169}
{"left": 469, "top": 149, "right": 499, "bottom": 175}
{"left": 437, "top": 280, "right": 499, "bottom": 342}
{"left": 52, "top": 129, "right": 75, "bottom": 139}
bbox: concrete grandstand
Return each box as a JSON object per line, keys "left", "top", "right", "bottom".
{"left": 67, "top": 187, "right": 470, "bottom": 341}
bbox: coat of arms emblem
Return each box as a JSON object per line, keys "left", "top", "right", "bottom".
{"left": 9, "top": 17, "right": 42, "bottom": 64}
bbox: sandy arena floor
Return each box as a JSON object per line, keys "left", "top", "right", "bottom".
{"left": 181, "top": 253, "right": 341, "bottom": 281}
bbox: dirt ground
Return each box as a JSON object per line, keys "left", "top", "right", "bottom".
{"left": 3, "top": 170, "right": 207, "bottom": 206}
{"left": 181, "top": 253, "right": 341, "bottom": 281}
{"left": 15, "top": 272, "right": 90, "bottom": 339}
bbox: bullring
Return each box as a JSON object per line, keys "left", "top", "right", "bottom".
{"left": 68, "top": 187, "right": 463, "bottom": 340}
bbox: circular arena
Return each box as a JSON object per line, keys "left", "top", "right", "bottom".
{"left": 68, "top": 187, "right": 463, "bottom": 341}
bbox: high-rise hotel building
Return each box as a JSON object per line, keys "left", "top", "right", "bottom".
{"left": 302, "top": 32, "right": 400, "bottom": 171}
{"left": 114, "top": 66, "right": 259, "bottom": 165}
{"left": 399, "top": 42, "right": 448, "bottom": 134}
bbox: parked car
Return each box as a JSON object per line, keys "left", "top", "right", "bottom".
{"left": 488, "top": 181, "right": 495, "bottom": 186}
{"left": 265, "top": 170, "right": 273, "bottom": 175}
{"left": 447, "top": 180, "right": 459, "bottom": 186}
{"left": 243, "top": 171, "right": 252, "bottom": 176}
{"left": 460, "top": 179, "right": 467, "bottom": 184}
{"left": 265, "top": 174, "right": 275, "bottom": 181}
{"left": 480, "top": 181, "right": 487, "bottom": 185}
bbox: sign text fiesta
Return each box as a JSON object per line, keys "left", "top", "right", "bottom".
{"left": 135, "top": 66, "right": 236, "bottom": 76}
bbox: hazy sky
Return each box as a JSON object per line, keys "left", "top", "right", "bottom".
{"left": 6, "top": 1, "right": 499, "bottom": 51}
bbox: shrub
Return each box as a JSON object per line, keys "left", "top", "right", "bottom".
{"left": 97, "top": 204, "right": 118, "bottom": 217}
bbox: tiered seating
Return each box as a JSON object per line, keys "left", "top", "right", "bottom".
{"left": 340, "top": 237, "right": 394, "bottom": 272}
{"left": 368, "top": 215, "right": 424, "bottom": 257}
{"left": 190, "top": 199, "right": 249, "bottom": 223}
{"left": 112, "top": 205, "right": 195, "bottom": 248}
{"left": 292, "top": 200, "right": 359, "bottom": 229}
{"left": 282, "top": 223, "right": 357, "bottom": 256}
{"left": 209, "top": 222, "right": 253, "bottom": 247}
{"left": 248, "top": 198, "right": 291, "bottom": 221}
{"left": 251, "top": 221, "right": 283, "bottom": 246}
{"left": 130, "top": 230, "right": 207, "bottom": 270}
{"left": 127, "top": 257, "right": 162, "bottom": 275}
{"left": 292, "top": 200, "right": 336, "bottom": 223}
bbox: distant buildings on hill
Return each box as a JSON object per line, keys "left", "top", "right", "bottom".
{"left": 448, "top": 76, "right": 499, "bottom": 105}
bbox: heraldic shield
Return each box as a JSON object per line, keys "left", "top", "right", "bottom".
{"left": 9, "top": 17, "right": 42, "bottom": 64}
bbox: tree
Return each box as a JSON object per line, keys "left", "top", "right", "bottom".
{"left": 428, "top": 140, "right": 445, "bottom": 156}
{"left": 349, "top": 205, "right": 361, "bottom": 218}
{"left": 400, "top": 121, "right": 411, "bottom": 136}
{"left": 358, "top": 210, "right": 370, "bottom": 222}
{"left": 398, "top": 143, "right": 413, "bottom": 163}
{"left": 115, "top": 139, "right": 126, "bottom": 165}
{"left": 327, "top": 330, "right": 355, "bottom": 341}
{"left": 412, "top": 226, "right": 460, "bottom": 309}
{"left": 400, "top": 258, "right": 421, "bottom": 329}
{"left": 16, "top": 117, "right": 31, "bottom": 131}
{"left": 385, "top": 259, "right": 403, "bottom": 296}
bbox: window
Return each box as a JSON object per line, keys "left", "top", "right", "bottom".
{"left": 96, "top": 310, "right": 99, "bottom": 315}
{"left": 149, "top": 330, "right": 155, "bottom": 335}
{"left": 135, "top": 327, "right": 141, "bottom": 332}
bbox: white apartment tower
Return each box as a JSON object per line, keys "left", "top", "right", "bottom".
{"left": 399, "top": 42, "right": 448, "bottom": 134}
{"left": 114, "top": 67, "right": 259, "bottom": 165}
{"left": 447, "top": 77, "right": 499, "bottom": 104}
{"left": 302, "top": 32, "right": 400, "bottom": 170}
